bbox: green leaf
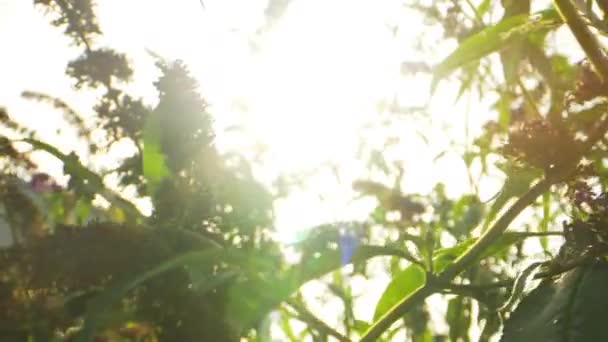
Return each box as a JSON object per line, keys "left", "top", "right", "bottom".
{"left": 431, "top": 8, "right": 561, "bottom": 91}
{"left": 433, "top": 232, "right": 528, "bottom": 273}
{"left": 353, "top": 320, "right": 371, "bottom": 335}
{"left": 373, "top": 265, "right": 426, "bottom": 321}
{"left": 497, "top": 91, "right": 512, "bottom": 130}
{"left": 22, "top": 138, "right": 143, "bottom": 220}
{"left": 454, "top": 62, "right": 480, "bottom": 102}
{"left": 77, "top": 249, "right": 232, "bottom": 342}
{"left": 368, "top": 149, "right": 390, "bottom": 175}
{"left": 447, "top": 297, "right": 471, "bottom": 342}
{"left": 227, "top": 245, "right": 411, "bottom": 332}
{"left": 451, "top": 194, "right": 484, "bottom": 238}
{"left": 142, "top": 110, "right": 171, "bottom": 196}
{"left": 483, "top": 167, "right": 542, "bottom": 231}
{"left": 476, "top": 0, "right": 492, "bottom": 19}
{"left": 501, "top": 263, "right": 608, "bottom": 342}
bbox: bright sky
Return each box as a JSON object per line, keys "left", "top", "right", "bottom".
{"left": 0, "top": 0, "right": 498, "bottom": 242}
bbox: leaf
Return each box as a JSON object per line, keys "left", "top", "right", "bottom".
{"left": 142, "top": 109, "right": 171, "bottom": 196}
{"left": 498, "top": 262, "right": 544, "bottom": 315}
{"left": 227, "top": 245, "right": 412, "bottom": 332}
{"left": 77, "top": 249, "right": 232, "bottom": 342}
{"left": 451, "top": 194, "right": 484, "bottom": 238}
{"left": 454, "top": 62, "right": 480, "bottom": 102}
{"left": 433, "top": 232, "right": 528, "bottom": 273}
{"left": 373, "top": 265, "right": 426, "bottom": 321}
{"left": 483, "top": 167, "right": 542, "bottom": 231}
{"left": 501, "top": 262, "right": 608, "bottom": 342}
{"left": 22, "top": 138, "right": 143, "bottom": 220}
{"left": 368, "top": 149, "right": 390, "bottom": 175}
{"left": 431, "top": 8, "right": 561, "bottom": 91}
{"left": 353, "top": 320, "right": 371, "bottom": 335}
{"left": 476, "top": 0, "right": 492, "bottom": 19}
{"left": 447, "top": 297, "right": 471, "bottom": 342}
{"left": 497, "top": 91, "right": 512, "bottom": 130}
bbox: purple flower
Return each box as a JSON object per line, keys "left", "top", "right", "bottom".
{"left": 340, "top": 232, "right": 360, "bottom": 265}
{"left": 30, "top": 173, "right": 61, "bottom": 193}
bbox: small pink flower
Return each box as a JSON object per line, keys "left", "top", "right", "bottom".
{"left": 30, "top": 173, "right": 61, "bottom": 193}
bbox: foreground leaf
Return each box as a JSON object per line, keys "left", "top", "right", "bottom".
{"left": 373, "top": 265, "right": 426, "bottom": 321}
{"left": 227, "top": 245, "right": 412, "bottom": 331}
{"left": 78, "top": 249, "right": 233, "bottom": 342}
{"left": 501, "top": 262, "right": 608, "bottom": 342}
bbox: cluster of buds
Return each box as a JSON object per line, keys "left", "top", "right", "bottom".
{"left": 501, "top": 119, "right": 579, "bottom": 172}
{"left": 568, "top": 60, "right": 608, "bottom": 103}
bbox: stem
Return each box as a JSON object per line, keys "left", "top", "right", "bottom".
{"left": 360, "top": 285, "right": 436, "bottom": 342}
{"left": 285, "top": 300, "right": 349, "bottom": 342}
{"left": 517, "top": 78, "right": 543, "bottom": 119}
{"left": 361, "top": 3, "right": 608, "bottom": 340}
{"left": 441, "top": 179, "right": 552, "bottom": 280}
{"left": 553, "top": 0, "right": 608, "bottom": 81}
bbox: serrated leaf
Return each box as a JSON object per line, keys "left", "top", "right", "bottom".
{"left": 373, "top": 265, "right": 426, "bottom": 321}
{"left": 432, "top": 8, "right": 561, "bottom": 92}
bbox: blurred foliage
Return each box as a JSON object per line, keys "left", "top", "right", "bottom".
{"left": 6, "top": 0, "right": 608, "bottom": 341}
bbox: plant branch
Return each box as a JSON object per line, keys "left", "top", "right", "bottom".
{"left": 285, "top": 300, "right": 349, "bottom": 342}
{"left": 360, "top": 285, "right": 436, "bottom": 342}
{"left": 442, "top": 245, "right": 604, "bottom": 295}
{"left": 362, "top": 111, "right": 608, "bottom": 341}
{"left": 441, "top": 180, "right": 552, "bottom": 280}
{"left": 554, "top": 0, "right": 608, "bottom": 81}
{"left": 360, "top": 3, "right": 608, "bottom": 341}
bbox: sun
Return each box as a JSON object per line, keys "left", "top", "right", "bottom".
{"left": 226, "top": 1, "right": 404, "bottom": 236}
{"left": 241, "top": 0, "right": 400, "bottom": 172}
{"left": 99, "top": 0, "right": 415, "bottom": 237}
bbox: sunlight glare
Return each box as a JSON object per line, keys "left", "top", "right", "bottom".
{"left": 241, "top": 0, "right": 400, "bottom": 172}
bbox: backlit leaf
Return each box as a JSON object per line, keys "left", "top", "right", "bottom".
{"left": 373, "top": 265, "right": 426, "bottom": 321}
{"left": 432, "top": 8, "right": 561, "bottom": 91}
{"left": 227, "top": 245, "right": 413, "bottom": 332}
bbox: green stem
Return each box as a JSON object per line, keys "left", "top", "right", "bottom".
{"left": 360, "top": 3, "right": 608, "bottom": 341}
{"left": 286, "top": 300, "right": 349, "bottom": 342}
{"left": 553, "top": 0, "right": 608, "bottom": 81}
{"left": 360, "top": 285, "right": 436, "bottom": 342}
{"left": 440, "top": 179, "right": 552, "bottom": 280}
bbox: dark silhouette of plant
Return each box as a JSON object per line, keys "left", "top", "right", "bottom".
{"left": 6, "top": 0, "right": 608, "bottom": 341}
